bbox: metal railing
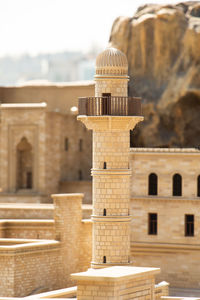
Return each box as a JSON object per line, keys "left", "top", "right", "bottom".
{"left": 78, "top": 96, "right": 142, "bottom": 116}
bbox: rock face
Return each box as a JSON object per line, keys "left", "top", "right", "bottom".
{"left": 109, "top": 2, "right": 200, "bottom": 147}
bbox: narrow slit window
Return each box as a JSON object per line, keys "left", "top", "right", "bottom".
{"left": 65, "top": 138, "right": 69, "bottom": 151}
{"left": 103, "top": 256, "right": 106, "bottom": 263}
{"left": 78, "top": 170, "right": 83, "bottom": 181}
{"left": 103, "top": 162, "right": 107, "bottom": 169}
{"left": 197, "top": 175, "right": 200, "bottom": 197}
{"left": 173, "top": 173, "right": 182, "bottom": 196}
{"left": 148, "top": 173, "right": 158, "bottom": 196}
{"left": 185, "top": 214, "right": 194, "bottom": 237}
{"left": 79, "top": 139, "right": 83, "bottom": 152}
{"left": 148, "top": 213, "right": 157, "bottom": 235}
{"left": 103, "top": 209, "right": 106, "bottom": 216}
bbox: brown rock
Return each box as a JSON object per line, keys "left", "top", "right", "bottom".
{"left": 109, "top": 2, "right": 200, "bottom": 147}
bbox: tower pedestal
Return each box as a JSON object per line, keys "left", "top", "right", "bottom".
{"left": 71, "top": 266, "right": 160, "bottom": 300}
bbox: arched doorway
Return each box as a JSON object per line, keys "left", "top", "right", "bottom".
{"left": 16, "top": 137, "right": 33, "bottom": 190}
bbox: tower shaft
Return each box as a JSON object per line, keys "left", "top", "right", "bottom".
{"left": 78, "top": 47, "right": 143, "bottom": 269}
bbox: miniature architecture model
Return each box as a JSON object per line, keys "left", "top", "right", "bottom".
{"left": 78, "top": 47, "right": 143, "bottom": 268}
{"left": 0, "top": 47, "right": 200, "bottom": 298}
{"left": 71, "top": 48, "right": 166, "bottom": 299}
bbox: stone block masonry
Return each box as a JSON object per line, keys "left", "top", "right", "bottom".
{"left": 71, "top": 266, "right": 160, "bottom": 300}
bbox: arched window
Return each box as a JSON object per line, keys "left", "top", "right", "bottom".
{"left": 197, "top": 175, "right": 200, "bottom": 197}
{"left": 173, "top": 173, "right": 182, "bottom": 196}
{"left": 148, "top": 173, "right": 157, "bottom": 196}
{"left": 16, "top": 137, "right": 33, "bottom": 190}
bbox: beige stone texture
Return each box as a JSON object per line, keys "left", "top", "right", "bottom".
{"left": 0, "top": 104, "right": 47, "bottom": 195}
{"left": 92, "top": 217, "right": 130, "bottom": 265}
{"left": 71, "top": 266, "right": 160, "bottom": 300}
{"left": 0, "top": 81, "right": 94, "bottom": 114}
{"left": 0, "top": 82, "right": 94, "bottom": 203}
{"left": 129, "top": 148, "right": 200, "bottom": 289}
{"left": 53, "top": 193, "right": 92, "bottom": 287}
{"left": 26, "top": 286, "right": 77, "bottom": 299}
{"left": 59, "top": 181, "right": 92, "bottom": 204}
{"left": 130, "top": 148, "right": 200, "bottom": 198}
{"left": 78, "top": 47, "right": 144, "bottom": 270}
{"left": 79, "top": 116, "right": 142, "bottom": 269}
{"left": 0, "top": 105, "right": 92, "bottom": 202}
{"left": 0, "top": 203, "right": 54, "bottom": 219}
{"left": 0, "top": 193, "right": 92, "bottom": 297}
{"left": 0, "top": 202, "right": 92, "bottom": 220}
{"left": 130, "top": 196, "right": 200, "bottom": 288}
{"left": 95, "top": 78, "right": 128, "bottom": 97}
{"left": 0, "top": 220, "right": 54, "bottom": 239}
{"left": 155, "top": 282, "right": 169, "bottom": 299}
{"left": 0, "top": 239, "right": 60, "bottom": 297}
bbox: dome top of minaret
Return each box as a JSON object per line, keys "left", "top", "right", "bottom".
{"left": 95, "top": 47, "right": 128, "bottom": 76}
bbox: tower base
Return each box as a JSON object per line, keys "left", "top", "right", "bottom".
{"left": 71, "top": 266, "right": 162, "bottom": 300}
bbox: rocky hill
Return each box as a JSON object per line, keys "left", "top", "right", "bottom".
{"left": 109, "top": 2, "right": 200, "bottom": 147}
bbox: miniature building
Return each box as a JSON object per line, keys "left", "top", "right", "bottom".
{"left": 78, "top": 47, "right": 143, "bottom": 268}
{"left": 0, "top": 83, "right": 94, "bottom": 203}
{"left": 0, "top": 48, "right": 199, "bottom": 299}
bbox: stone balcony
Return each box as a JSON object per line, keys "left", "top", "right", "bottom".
{"left": 78, "top": 96, "right": 142, "bottom": 116}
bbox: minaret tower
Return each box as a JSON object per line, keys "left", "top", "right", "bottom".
{"left": 78, "top": 47, "right": 143, "bottom": 268}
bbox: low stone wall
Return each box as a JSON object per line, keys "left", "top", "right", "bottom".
{"left": 0, "top": 203, "right": 92, "bottom": 220}
{"left": 0, "top": 220, "right": 54, "bottom": 239}
{"left": 0, "top": 203, "right": 54, "bottom": 219}
{"left": 0, "top": 193, "right": 92, "bottom": 297}
{"left": 0, "top": 194, "right": 48, "bottom": 203}
{"left": 0, "top": 239, "right": 61, "bottom": 297}
{"left": 131, "top": 242, "right": 200, "bottom": 289}
{"left": 25, "top": 286, "right": 77, "bottom": 299}
{"left": 155, "top": 282, "right": 169, "bottom": 299}
{"left": 79, "top": 219, "right": 92, "bottom": 272}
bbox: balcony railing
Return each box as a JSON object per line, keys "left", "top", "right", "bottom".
{"left": 78, "top": 97, "right": 142, "bottom": 116}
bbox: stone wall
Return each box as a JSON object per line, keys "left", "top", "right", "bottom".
{"left": 130, "top": 196, "right": 200, "bottom": 288}
{"left": 53, "top": 193, "right": 92, "bottom": 287}
{"left": 95, "top": 78, "right": 128, "bottom": 97}
{"left": 0, "top": 240, "right": 60, "bottom": 297}
{"left": 79, "top": 220, "right": 92, "bottom": 272}
{"left": 0, "top": 82, "right": 94, "bottom": 202}
{"left": 59, "top": 115, "right": 92, "bottom": 182}
{"left": 0, "top": 82, "right": 95, "bottom": 114}
{"left": 0, "top": 105, "right": 92, "bottom": 201}
{"left": 131, "top": 197, "right": 200, "bottom": 245}
{"left": 59, "top": 181, "right": 92, "bottom": 204}
{"left": 130, "top": 148, "right": 200, "bottom": 198}
{"left": 131, "top": 241, "right": 200, "bottom": 289}
{"left": 0, "top": 193, "right": 92, "bottom": 297}
{"left": 72, "top": 266, "right": 160, "bottom": 300}
{"left": 0, "top": 220, "right": 54, "bottom": 239}
{"left": 0, "top": 203, "right": 54, "bottom": 219}
{"left": 0, "top": 104, "right": 47, "bottom": 194}
{"left": 130, "top": 148, "right": 200, "bottom": 289}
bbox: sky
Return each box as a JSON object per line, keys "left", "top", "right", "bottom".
{"left": 0, "top": 0, "right": 183, "bottom": 57}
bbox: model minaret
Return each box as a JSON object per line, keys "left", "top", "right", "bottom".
{"left": 78, "top": 47, "right": 143, "bottom": 268}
